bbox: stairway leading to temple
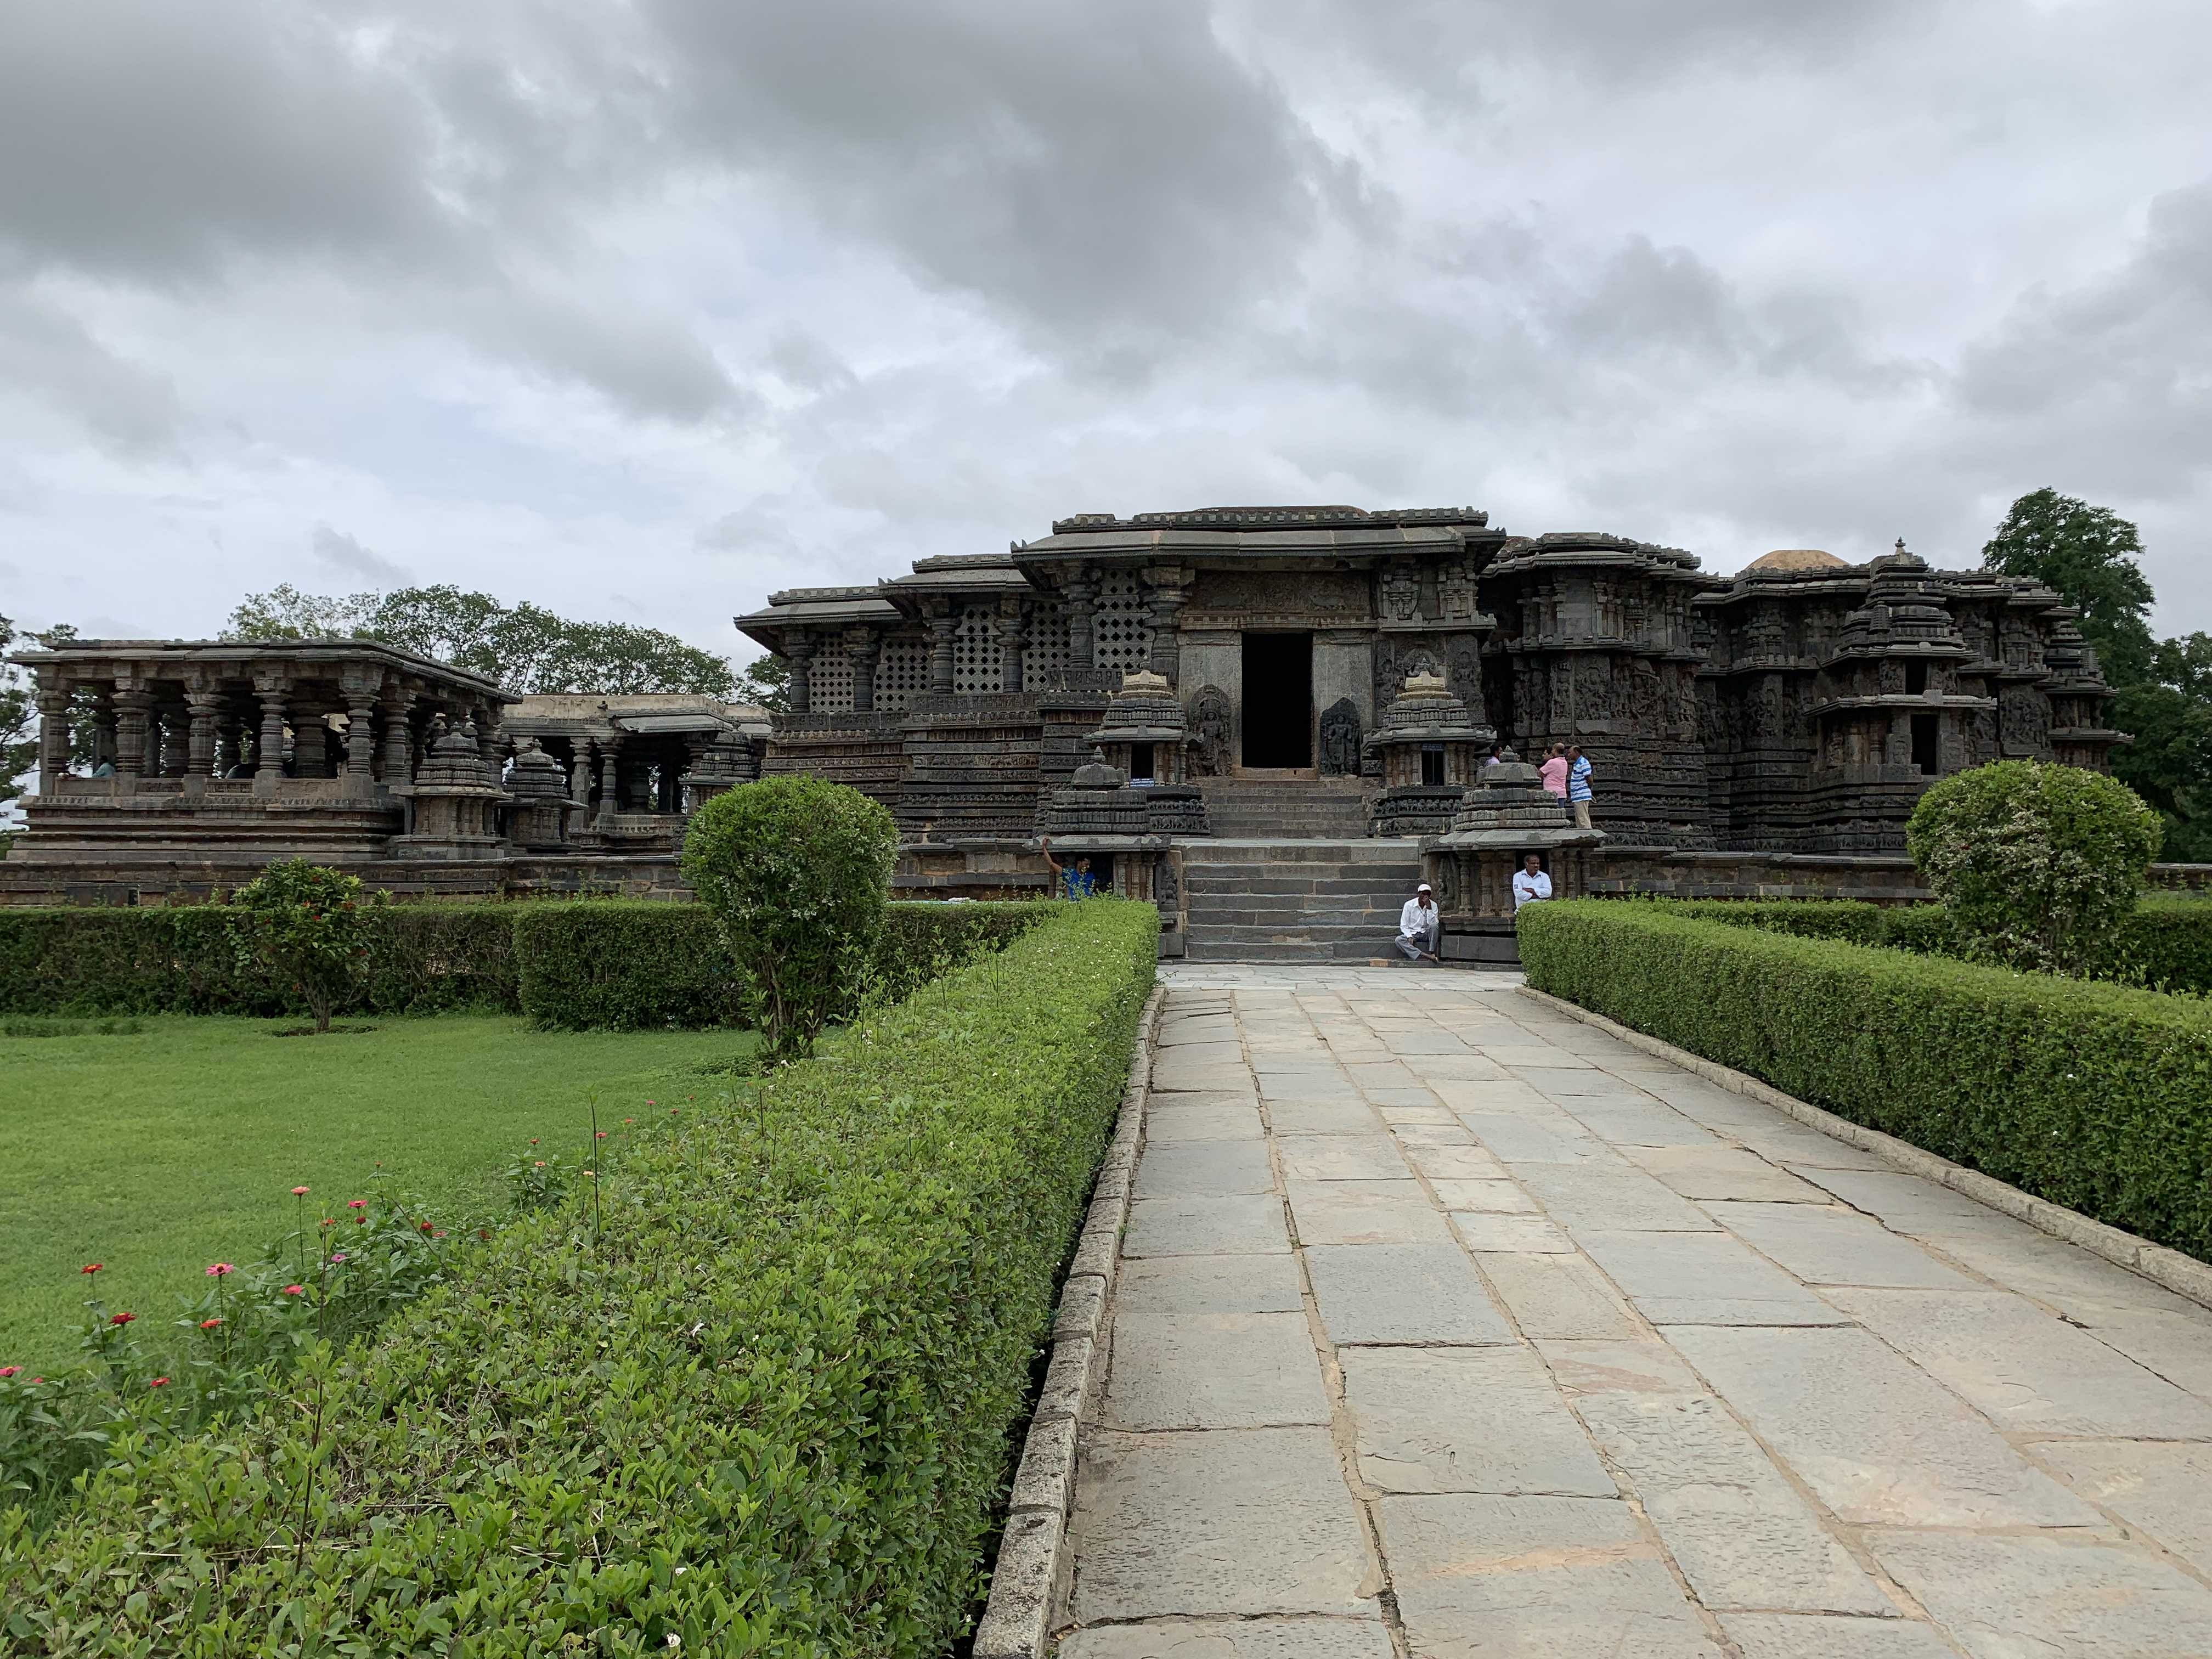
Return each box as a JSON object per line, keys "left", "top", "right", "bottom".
{"left": 1195, "top": 776, "right": 1372, "bottom": 839}
{"left": 1180, "top": 839, "right": 1426, "bottom": 962}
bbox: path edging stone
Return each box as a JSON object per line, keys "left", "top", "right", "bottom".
{"left": 1517, "top": 983, "right": 2212, "bottom": 1314}
{"left": 972, "top": 984, "right": 1163, "bottom": 1659}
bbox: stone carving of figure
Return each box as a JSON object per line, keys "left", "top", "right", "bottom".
{"left": 1319, "top": 698, "right": 1362, "bottom": 777}
{"left": 1189, "top": 685, "right": 1234, "bottom": 777}
{"left": 1155, "top": 859, "right": 1180, "bottom": 911}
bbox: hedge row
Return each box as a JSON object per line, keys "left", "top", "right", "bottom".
{"left": 1649, "top": 894, "right": 2212, "bottom": 996}
{"left": 0, "top": 898, "right": 1161, "bottom": 1656}
{"left": 0, "top": 900, "right": 1048, "bottom": 1028}
{"left": 1519, "top": 901, "right": 2212, "bottom": 1261}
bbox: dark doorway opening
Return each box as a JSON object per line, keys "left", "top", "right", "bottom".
{"left": 1911, "top": 712, "right": 1940, "bottom": 775}
{"left": 1128, "top": 742, "right": 1155, "bottom": 783}
{"left": 1904, "top": 659, "right": 1929, "bottom": 695}
{"left": 1420, "top": 744, "right": 1446, "bottom": 786}
{"left": 1241, "top": 633, "right": 1313, "bottom": 768}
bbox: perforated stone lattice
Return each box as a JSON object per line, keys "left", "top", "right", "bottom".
{"left": 1094, "top": 574, "right": 1153, "bottom": 676}
{"left": 875, "top": 636, "right": 928, "bottom": 712}
{"left": 954, "top": 607, "right": 1005, "bottom": 694}
{"left": 809, "top": 654, "right": 855, "bottom": 714}
{"left": 1025, "top": 603, "right": 1069, "bottom": 684}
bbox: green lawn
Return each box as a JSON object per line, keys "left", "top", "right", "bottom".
{"left": 0, "top": 1015, "right": 754, "bottom": 1370}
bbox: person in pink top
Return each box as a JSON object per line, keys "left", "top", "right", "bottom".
{"left": 1538, "top": 743, "right": 1570, "bottom": 799}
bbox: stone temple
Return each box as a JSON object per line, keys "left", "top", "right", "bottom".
{"left": 5, "top": 502, "right": 2137, "bottom": 960}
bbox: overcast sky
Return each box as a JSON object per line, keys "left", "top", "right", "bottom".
{"left": 4, "top": 0, "right": 2210, "bottom": 661}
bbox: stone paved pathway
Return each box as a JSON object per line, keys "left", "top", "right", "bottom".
{"left": 1055, "top": 965, "right": 2212, "bottom": 1658}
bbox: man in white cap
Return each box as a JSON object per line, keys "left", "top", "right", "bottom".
{"left": 1397, "top": 882, "right": 1442, "bottom": 963}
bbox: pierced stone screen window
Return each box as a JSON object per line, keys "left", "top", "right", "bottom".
{"left": 875, "top": 636, "right": 928, "bottom": 712}
{"left": 1094, "top": 573, "right": 1153, "bottom": 676}
{"left": 1025, "top": 602, "right": 1069, "bottom": 685}
{"left": 809, "top": 654, "right": 855, "bottom": 714}
{"left": 953, "top": 607, "right": 1004, "bottom": 694}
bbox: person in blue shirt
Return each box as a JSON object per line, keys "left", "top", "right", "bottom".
{"left": 1566, "top": 745, "right": 1594, "bottom": 829}
{"left": 1041, "top": 836, "right": 1098, "bottom": 900}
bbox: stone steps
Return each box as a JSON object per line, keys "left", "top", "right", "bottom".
{"left": 1197, "top": 779, "right": 1373, "bottom": 839}
{"left": 1181, "top": 838, "right": 1426, "bottom": 962}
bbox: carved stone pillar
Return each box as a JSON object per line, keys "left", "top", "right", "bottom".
{"left": 999, "top": 601, "right": 1030, "bottom": 695}
{"left": 252, "top": 676, "right": 290, "bottom": 795}
{"left": 185, "top": 692, "right": 221, "bottom": 778}
{"left": 380, "top": 685, "right": 415, "bottom": 783}
{"left": 927, "top": 608, "right": 958, "bottom": 696}
{"left": 569, "top": 745, "right": 593, "bottom": 810}
{"left": 35, "top": 678, "right": 69, "bottom": 795}
{"left": 596, "top": 735, "right": 623, "bottom": 829}
{"left": 112, "top": 685, "right": 154, "bottom": 777}
{"left": 214, "top": 715, "right": 241, "bottom": 777}
{"left": 1064, "top": 571, "right": 1097, "bottom": 669}
{"left": 846, "top": 627, "right": 881, "bottom": 714}
{"left": 157, "top": 702, "right": 190, "bottom": 776}
{"left": 1146, "top": 575, "right": 1189, "bottom": 690}
{"left": 786, "top": 633, "right": 815, "bottom": 716}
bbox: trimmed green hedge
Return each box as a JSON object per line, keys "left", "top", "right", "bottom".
{"left": 0, "top": 900, "right": 1049, "bottom": 1029}
{"left": 0, "top": 898, "right": 1160, "bottom": 1655}
{"left": 1649, "top": 895, "right": 2212, "bottom": 996}
{"left": 1520, "top": 901, "right": 2212, "bottom": 1260}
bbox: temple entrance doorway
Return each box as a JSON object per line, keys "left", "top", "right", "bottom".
{"left": 1241, "top": 633, "right": 1313, "bottom": 769}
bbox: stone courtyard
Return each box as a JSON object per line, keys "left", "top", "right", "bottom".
{"left": 1056, "top": 966, "right": 2212, "bottom": 1657}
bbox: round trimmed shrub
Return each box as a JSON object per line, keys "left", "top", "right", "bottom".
{"left": 1906, "top": 760, "right": 2162, "bottom": 974}
{"left": 225, "top": 859, "right": 385, "bottom": 1032}
{"left": 680, "top": 776, "right": 897, "bottom": 1057}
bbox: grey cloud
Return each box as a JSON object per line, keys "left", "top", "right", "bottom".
{"left": 312, "top": 524, "right": 410, "bottom": 585}
{"left": 765, "top": 329, "right": 859, "bottom": 397}
{"left": 450, "top": 283, "right": 750, "bottom": 423}
{"left": 0, "top": 291, "right": 183, "bottom": 455}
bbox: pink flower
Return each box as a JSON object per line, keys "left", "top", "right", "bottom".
{"left": 432, "top": 1230, "right": 447, "bottom": 1238}
{"left": 81, "top": 1263, "right": 103, "bottom": 1275}
{"left": 291, "top": 1186, "right": 311, "bottom": 1197}
{"left": 281, "top": 1285, "right": 305, "bottom": 1296}
{"left": 532, "top": 1160, "right": 546, "bottom": 1168}
{"left": 0, "top": 1367, "right": 19, "bottom": 1378}
{"left": 595, "top": 1131, "right": 607, "bottom": 1139}
{"left": 329, "top": 1252, "right": 347, "bottom": 1264}
{"left": 205, "top": 1263, "right": 234, "bottom": 1277}
{"left": 645, "top": 1099, "right": 656, "bottom": 1107}
{"left": 109, "top": 1312, "right": 136, "bottom": 1327}
{"left": 347, "top": 1199, "right": 367, "bottom": 1211}
{"left": 148, "top": 1376, "right": 169, "bottom": 1388}
{"left": 199, "top": 1317, "right": 222, "bottom": 1330}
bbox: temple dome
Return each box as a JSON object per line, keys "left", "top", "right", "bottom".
{"left": 1746, "top": 548, "right": 1847, "bottom": 572}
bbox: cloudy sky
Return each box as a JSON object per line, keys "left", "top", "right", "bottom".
{"left": 4, "top": 0, "right": 2210, "bottom": 662}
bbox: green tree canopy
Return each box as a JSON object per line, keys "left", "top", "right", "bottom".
{"left": 223, "top": 585, "right": 737, "bottom": 699}
{"left": 1981, "top": 488, "right": 2158, "bottom": 683}
{"left": 1, "top": 616, "right": 38, "bottom": 814}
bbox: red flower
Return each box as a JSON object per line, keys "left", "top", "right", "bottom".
{"left": 529, "top": 1138, "right": 539, "bottom": 1146}
{"left": 291, "top": 1186, "right": 311, "bottom": 1197}
{"left": 418, "top": 1221, "right": 432, "bottom": 1233}
{"left": 329, "top": 1252, "right": 347, "bottom": 1263}
{"left": 149, "top": 1376, "right": 169, "bottom": 1388}
{"left": 347, "top": 1199, "right": 367, "bottom": 1210}
{"left": 205, "top": 1263, "right": 234, "bottom": 1277}
{"left": 0, "top": 1367, "right": 19, "bottom": 1378}
{"left": 109, "top": 1312, "right": 136, "bottom": 1326}
{"left": 81, "top": 1263, "right": 103, "bottom": 1275}
{"left": 623, "top": 1118, "right": 633, "bottom": 1125}
{"left": 320, "top": 1218, "right": 336, "bottom": 1228}
{"left": 281, "top": 1285, "right": 305, "bottom": 1296}
{"left": 354, "top": 1215, "right": 366, "bottom": 1224}
{"left": 199, "top": 1317, "right": 222, "bottom": 1330}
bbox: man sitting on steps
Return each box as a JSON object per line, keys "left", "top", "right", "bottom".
{"left": 1397, "top": 882, "right": 1442, "bottom": 963}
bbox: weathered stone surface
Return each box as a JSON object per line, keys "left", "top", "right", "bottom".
{"left": 1389, "top": 1120, "right": 1477, "bottom": 1147}
{"left": 1782, "top": 1167, "right": 2003, "bottom": 1233}
{"left": 1401, "top": 1142, "right": 1509, "bottom": 1181}
{"left": 1475, "top": 1251, "right": 1640, "bottom": 1339}
{"left": 1820, "top": 1288, "right": 2212, "bottom": 1438}
{"left": 1117, "top": 1254, "right": 1308, "bottom": 1320}
{"left": 1284, "top": 1178, "right": 1453, "bottom": 1245}
{"left": 1398, "top": 1052, "right": 1510, "bottom": 1082}
{"left": 1257, "top": 1076, "right": 1364, "bottom": 1106}
{"left": 1057, "top": 1617, "right": 1396, "bottom": 1658}
{"left": 1105, "top": 1311, "right": 1328, "bottom": 1431}
{"left": 1538, "top": 1338, "right": 1703, "bottom": 1396}
{"left": 1305, "top": 1243, "right": 1512, "bottom": 1346}
{"left": 1427, "top": 1177, "right": 1538, "bottom": 1212}
{"left": 1572, "top": 1390, "right": 1894, "bottom": 1614}
{"left": 1718, "top": 1615, "right": 1957, "bottom": 1658}
{"left": 1700, "top": 1202, "right": 1978, "bottom": 1288}
{"left": 1626, "top": 1146, "right": 1831, "bottom": 1203}
{"left": 1867, "top": 1530, "right": 2212, "bottom": 1658}
{"left": 1155, "top": 1016, "right": 1242, "bottom": 1048}
{"left": 1124, "top": 1195, "right": 1290, "bottom": 1257}
{"left": 1458, "top": 1114, "right": 1605, "bottom": 1165}
{"left": 1666, "top": 1325, "right": 2103, "bottom": 1528}
{"left": 1153, "top": 1041, "right": 1249, "bottom": 1086}
{"left": 1514, "top": 1163, "right": 1719, "bottom": 1233}
{"left": 1379, "top": 1492, "right": 1718, "bottom": 1658}
{"left": 1146, "top": 1102, "right": 1268, "bottom": 1143}
{"left": 2035, "top": 1441, "right": 2212, "bottom": 1578}
{"left": 1559, "top": 1104, "right": 1720, "bottom": 1148}
{"left": 2079, "top": 1308, "right": 2212, "bottom": 1397}
{"left": 1726, "top": 1124, "right": 1893, "bottom": 1171}
{"left": 1449, "top": 1213, "right": 1574, "bottom": 1252}
{"left": 1911, "top": 1224, "right": 2203, "bottom": 1322}
{"left": 1133, "top": 1140, "right": 1277, "bottom": 1199}
{"left": 1265, "top": 1099, "right": 1380, "bottom": 1136}
{"left": 1275, "top": 1136, "right": 1407, "bottom": 1181}
{"left": 1576, "top": 1230, "right": 1845, "bottom": 1325}
{"left": 1341, "top": 1347, "right": 1616, "bottom": 1496}
{"left": 1429, "top": 1078, "right": 1555, "bottom": 1112}
{"left": 1372, "top": 1096, "right": 1453, "bottom": 1118}
{"left": 1491, "top": 1046, "right": 1596, "bottom": 1069}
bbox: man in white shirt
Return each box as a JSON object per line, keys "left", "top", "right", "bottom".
{"left": 1513, "top": 854, "right": 1553, "bottom": 911}
{"left": 1397, "top": 883, "right": 1442, "bottom": 962}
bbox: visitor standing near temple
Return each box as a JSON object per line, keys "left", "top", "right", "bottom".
{"left": 1397, "top": 882, "right": 1441, "bottom": 962}
{"left": 1512, "top": 853, "right": 1552, "bottom": 910}
{"left": 1482, "top": 742, "right": 1504, "bottom": 770}
{"left": 1539, "top": 744, "right": 1568, "bottom": 799}
{"left": 1566, "top": 745, "right": 1594, "bottom": 828}
{"left": 1040, "top": 836, "right": 1097, "bottom": 900}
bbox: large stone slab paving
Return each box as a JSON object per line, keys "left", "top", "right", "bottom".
{"left": 1718, "top": 1615, "right": 1960, "bottom": 1658}
{"left": 1400, "top": 1142, "right": 1510, "bottom": 1181}
{"left": 1305, "top": 1242, "right": 1514, "bottom": 1346}
{"left": 1448, "top": 1213, "right": 1575, "bottom": 1252}
{"left": 1395, "top": 1052, "right": 1512, "bottom": 1082}
{"left": 1558, "top": 1103, "right": 1722, "bottom": 1148}
{"left": 1664, "top": 1325, "right": 2104, "bottom": 1528}
{"left": 1513, "top": 1162, "right": 1721, "bottom": 1233}
{"left": 1476, "top": 1251, "right": 1641, "bottom": 1339}
{"left": 1132, "top": 1139, "right": 1277, "bottom": 1199}
{"left": 1275, "top": 1133, "right": 1413, "bottom": 1182}
{"left": 1699, "top": 1203, "right": 1980, "bottom": 1289}
{"left": 1378, "top": 1492, "right": 1720, "bottom": 1658}
{"left": 1341, "top": 1346, "right": 1616, "bottom": 1496}
{"left": 1538, "top": 1338, "right": 1707, "bottom": 1396}
{"left": 1428, "top": 1077, "right": 1555, "bottom": 1112}
{"left": 1427, "top": 1177, "right": 1539, "bottom": 1212}
{"left": 1782, "top": 1167, "right": 2012, "bottom": 1234}
{"left": 1568, "top": 1389, "right": 1895, "bottom": 1615}
{"left": 1057, "top": 1617, "right": 1397, "bottom": 1658}
{"left": 1116, "top": 1255, "right": 1307, "bottom": 1319}
{"left": 1104, "top": 1311, "right": 1331, "bottom": 1431}
{"left": 1867, "top": 1530, "right": 2212, "bottom": 1658}
{"left": 2035, "top": 1441, "right": 2212, "bottom": 1578}
{"left": 1575, "top": 1230, "right": 1847, "bottom": 1325}
{"left": 1070, "top": 1429, "right": 1379, "bottom": 1623}
{"left": 1263, "top": 1099, "right": 1379, "bottom": 1135}
{"left": 1626, "top": 1145, "right": 1833, "bottom": 1204}
{"left": 1284, "top": 1178, "right": 1455, "bottom": 1245}
{"left": 1154, "top": 1015, "right": 1243, "bottom": 1047}
{"left": 1457, "top": 1114, "right": 1606, "bottom": 1164}
{"left": 1902, "top": 1223, "right": 2205, "bottom": 1323}
{"left": 2080, "top": 1308, "right": 2212, "bottom": 1396}
{"left": 1819, "top": 1288, "right": 2212, "bottom": 1438}
{"left": 1124, "top": 1194, "right": 1290, "bottom": 1257}
{"left": 1144, "top": 1101, "right": 1269, "bottom": 1143}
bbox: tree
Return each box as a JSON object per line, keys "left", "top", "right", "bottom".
{"left": 1, "top": 616, "right": 38, "bottom": 823}
{"left": 224, "top": 585, "right": 736, "bottom": 698}
{"left": 732, "top": 652, "right": 791, "bottom": 712}
{"left": 1982, "top": 488, "right": 2157, "bottom": 684}
{"left": 227, "top": 860, "right": 387, "bottom": 1033}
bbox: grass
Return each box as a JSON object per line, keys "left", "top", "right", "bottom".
{"left": 0, "top": 1014, "right": 755, "bottom": 1371}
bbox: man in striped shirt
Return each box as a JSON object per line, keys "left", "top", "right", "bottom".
{"left": 1566, "top": 746, "right": 1594, "bottom": 829}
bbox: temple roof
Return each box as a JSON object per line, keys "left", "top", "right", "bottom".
{"left": 1014, "top": 504, "right": 1500, "bottom": 566}
{"left": 1746, "top": 548, "right": 1849, "bottom": 572}
{"left": 8, "top": 637, "right": 512, "bottom": 698}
